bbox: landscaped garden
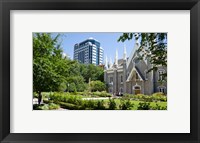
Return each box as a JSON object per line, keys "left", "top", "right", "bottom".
{"left": 33, "top": 92, "right": 167, "bottom": 110}
{"left": 33, "top": 33, "right": 167, "bottom": 110}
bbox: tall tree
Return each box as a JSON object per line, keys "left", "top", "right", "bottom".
{"left": 33, "top": 33, "right": 65, "bottom": 103}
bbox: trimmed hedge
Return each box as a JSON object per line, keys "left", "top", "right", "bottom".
{"left": 123, "top": 92, "right": 167, "bottom": 102}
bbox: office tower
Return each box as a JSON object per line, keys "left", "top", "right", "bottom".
{"left": 73, "top": 37, "right": 103, "bottom": 65}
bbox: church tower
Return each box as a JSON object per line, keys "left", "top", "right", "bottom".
{"left": 123, "top": 44, "right": 127, "bottom": 93}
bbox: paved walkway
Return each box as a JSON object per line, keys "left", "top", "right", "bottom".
{"left": 82, "top": 97, "right": 110, "bottom": 100}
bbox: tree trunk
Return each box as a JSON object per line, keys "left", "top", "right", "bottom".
{"left": 38, "top": 91, "right": 42, "bottom": 105}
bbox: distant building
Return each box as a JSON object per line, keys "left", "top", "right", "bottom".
{"left": 104, "top": 40, "right": 167, "bottom": 95}
{"left": 73, "top": 37, "right": 104, "bottom": 65}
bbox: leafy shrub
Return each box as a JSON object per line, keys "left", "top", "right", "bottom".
{"left": 91, "top": 91, "right": 112, "bottom": 97}
{"left": 95, "top": 100, "right": 106, "bottom": 110}
{"left": 58, "top": 102, "right": 82, "bottom": 110}
{"left": 119, "top": 99, "right": 134, "bottom": 110}
{"left": 137, "top": 102, "right": 151, "bottom": 110}
{"left": 90, "top": 80, "right": 106, "bottom": 92}
{"left": 133, "top": 94, "right": 146, "bottom": 100}
{"left": 151, "top": 103, "right": 167, "bottom": 110}
{"left": 33, "top": 103, "right": 60, "bottom": 110}
{"left": 123, "top": 93, "right": 167, "bottom": 102}
{"left": 123, "top": 94, "right": 134, "bottom": 99}
{"left": 49, "top": 92, "right": 83, "bottom": 105}
{"left": 152, "top": 92, "right": 167, "bottom": 102}
{"left": 108, "top": 99, "right": 117, "bottom": 110}
{"left": 48, "top": 103, "right": 60, "bottom": 110}
{"left": 81, "top": 100, "right": 97, "bottom": 109}
{"left": 33, "top": 92, "right": 38, "bottom": 98}
{"left": 58, "top": 82, "right": 67, "bottom": 92}
{"left": 33, "top": 104, "right": 41, "bottom": 110}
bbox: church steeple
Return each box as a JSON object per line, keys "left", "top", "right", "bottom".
{"left": 123, "top": 44, "right": 127, "bottom": 60}
{"left": 105, "top": 55, "right": 108, "bottom": 69}
{"left": 108, "top": 57, "right": 113, "bottom": 68}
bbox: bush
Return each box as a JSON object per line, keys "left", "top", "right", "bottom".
{"left": 137, "top": 102, "right": 151, "bottom": 110}
{"left": 95, "top": 100, "right": 106, "bottom": 110}
{"left": 123, "top": 93, "right": 167, "bottom": 102}
{"left": 81, "top": 100, "right": 97, "bottom": 109}
{"left": 123, "top": 94, "right": 134, "bottom": 99}
{"left": 119, "top": 99, "right": 134, "bottom": 110}
{"left": 133, "top": 94, "right": 146, "bottom": 100}
{"left": 151, "top": 103, "right": 167, "bottom": 110}
{"left": 58, "top": 102, "right": 82, "bottom": 110}
{"left": 152, "top": 92, "right": 167, "bottom": 102}
{"left": 49, "top": 92, "right": 83, "bottom": 105}
{"left": 91, "top": 91, "right": 112, "bottom": 97}
{"left": 33, "top": 103, "right": 60, "bottom": 110}
{"left": 58, "top": 82, "right": 67, "bottom": 92}
{"left": 90, "top": 80, "right": 106, "bottom": 92}
{"left": 108, "top": 99, "right": 117, "bottom": 110}
{"left": 48, "top": 103, "right": 60, "bottom": 110}
{"left": 33, "top": 92, "right": 38, "bottom": 98}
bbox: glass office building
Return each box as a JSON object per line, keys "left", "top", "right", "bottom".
{"left": 73, "top": 37, "right": 104, "bottom": 65}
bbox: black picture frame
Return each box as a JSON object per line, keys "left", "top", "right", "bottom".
{"left": 0, "top": 0, "right": 200, "bottom": 143}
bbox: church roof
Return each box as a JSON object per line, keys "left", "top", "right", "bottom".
{"left": 118, "top": 59, "right": 124, "bottom": 66}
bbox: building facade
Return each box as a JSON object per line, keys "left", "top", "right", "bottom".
{"left": 104, "top": 40, "right": 167, "bottom": 95}
{"left": 73, "top": 37, "right": 104, "bottom": 65}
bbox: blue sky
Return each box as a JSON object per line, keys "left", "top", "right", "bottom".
{"left": 56, "top": 32, "right": 136, "bottom": 62}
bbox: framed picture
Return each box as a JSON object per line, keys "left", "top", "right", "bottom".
{"left": 0, "top": 0, "right": 199, "bottom": 143}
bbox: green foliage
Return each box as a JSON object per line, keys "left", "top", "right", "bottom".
{"left": 91, "top": 91, "right": 112, "bottom": 97}
{"left": 48, "top": 103, "right": 60, "bottom": 110}
{"left": 58, "top": 82, "right": 67, "bottom": 92}
{"left": 33, "top": 33, "right": 66, "bottom": 94}
{"left": 49, "top": 92, "right": 83, "bottom": 105}
{"left": 90, "top": 80, "right": 106, "bottom": 92}
{"left": 66, "top": 76, "right": 87, "bottom": 92}
{"left": 119, "top": 99, "right": 134, "bottom": 110}
{"left": 151, "top": 103, "right": 167, "bottom": 110}
{"left": 68, "top": 83, "right": 77, "bottom": 92}
{"left": 108, "top": 99, "right": 117, "bottom": 110}
{"left": 33, "top": 92, "right": 38, "bottom": 98}
{"left": 80, "top": 64, "right": 104, "bottom": 83}
{"left": 123, "top": 93, "right": 167, "bottom": 102}
{"left": 152, "top": 92, "right": 167, "bottom": 102}
{"left": 33, "top": 103, "right": 60, "bottom": 110}
{"left": 137, "top": 102, "right": 151, "bottom": 110}
{"left": 58, "top": 102, "right": 82, "bottom": 110}
{"left": 95, "top": 100, "right": 106, "bottom": 110}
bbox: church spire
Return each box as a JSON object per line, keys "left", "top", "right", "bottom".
{"left": 123, "top": 44, "right": 127, "bottom": 60}
{"left": 114, "top": 48, "right": 118, "bottom": 66}
{"left": 105, "top": 55, "right": 108, "bottom": 69}
{"left": 109, "top": 57, "right": 113, "bottom": 68}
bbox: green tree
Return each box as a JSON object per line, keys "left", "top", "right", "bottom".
{"left": 66, "top": 76, "right": 87, "bottom": 92}
{"left": 118, "top": 33, "right": 167, "bottom": 80}
{"left": 33, "top": 33, "right": 66, "bottom": 103}
{"left": 80, "top": 64, "right": 104, "bottom": 83}
{"left": 90, "top": 80, "right": 106, "bottom": 92}
{"left": 68, "top": 83, "right": 77, "bottom": 92}
{"left": 58, "top": 82, "right": 67, "bottom": 92}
